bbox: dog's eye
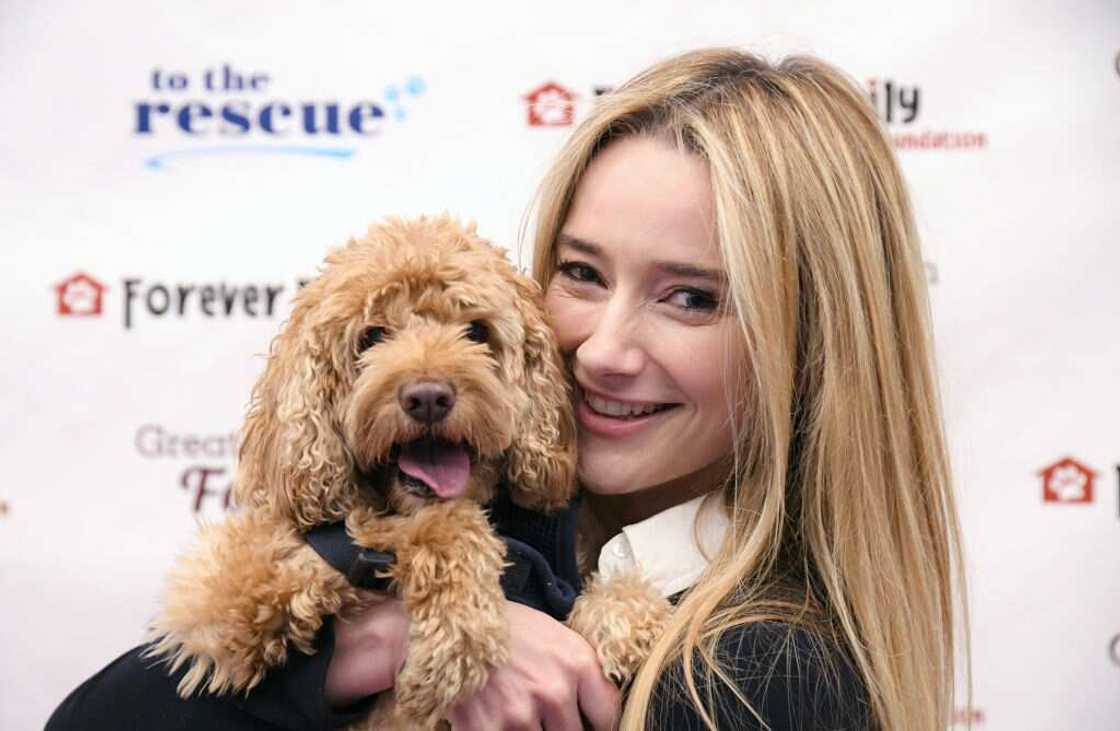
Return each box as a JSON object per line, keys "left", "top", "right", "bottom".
{"left": 466, "top": 320, "right": 490, "bottom": 344}
{"left": 358, "top": 326, "right": 387, "bottom": 352}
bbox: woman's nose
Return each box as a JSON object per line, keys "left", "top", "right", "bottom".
{"left": 574, "top": 298, "right": 645, "bottom": 379}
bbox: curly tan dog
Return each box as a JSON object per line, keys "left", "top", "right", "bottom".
{"left": 147, "top": 215, "right": 670, "bottom": 728}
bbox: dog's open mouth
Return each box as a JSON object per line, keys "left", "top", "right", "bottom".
{"left": 390, "top": 437, "right": 473, "bottom": 500}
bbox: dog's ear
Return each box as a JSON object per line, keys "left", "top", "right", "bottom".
{"left": 504, "top": 276, "right": 578, "bottom": 511}
{"left": 234, "top": 293, "right": 357, "bottom": 529}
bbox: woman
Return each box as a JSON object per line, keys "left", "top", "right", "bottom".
{"left": 334, "top": 47, "right": 967, "bottom": 731}
{"left": 49, "top": 48, "right": 967, "bottom": 731}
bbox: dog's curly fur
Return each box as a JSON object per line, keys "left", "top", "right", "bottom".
{"left": 147, "top": 215, "right": 670, "bottom": 729}
{"left": 567, "top": 571, "right": 673, "bottom": 687}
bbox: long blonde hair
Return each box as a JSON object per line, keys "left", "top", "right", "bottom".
{"left": 530, "top": 49, "right": 968, "bottom": 731}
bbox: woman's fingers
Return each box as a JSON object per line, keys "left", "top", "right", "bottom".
{"left": 446, "top": 682, "right": 542, "bottom": 731}
{"left": 444, "top": 697, "right": 490, "bottom": 730}
{"left": 326, "top": 597, "right": 622, "bottom": 730}
{"left": 324, "top": 595, "right": 410, "bottom": 708}
{"left": 537, "top": 674, "right": 584, "bottom": 731}
{"left": 445, "top": 601, "right": 620, "bottom": 730}
{"left": 574, "top": 654, "right": 620, "bottom": 731}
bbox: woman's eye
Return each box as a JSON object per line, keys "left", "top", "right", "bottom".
{"left": 666, "top": 288, "right": 719, "bottom": 312}
{"left": 556, "top": 260, "right": 603, "bottom": 285}
{"left": 465, "top": 320, "right": 490, "bottom": 344}
{"left": 358, "top": 326, "right": 387, "bottom": 351}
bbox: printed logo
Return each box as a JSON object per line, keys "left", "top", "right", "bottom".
{"left": 55, "top": 272, "right": 108, "bottom": 317}
{"left": 135, "top": 63, "right": 426, "bottom": 169}
{"left": 523, "top": 81, "right": 580, "bottom": 127}
{"left": 951, "top": 707, "right": 985, "bottom": 726}
{"left": 1039, "top": 457, "right": 1096, "bottom": 504}
{"left": 868, "top": 78, "right": 921, "bottom": 124}
{"left": 866, "top": 78, "right": 988, "bottom": 151}
{"left": 54, "top": 272, "right": 313, "bottom": 329}
{"left": 135, "top": 424, "right": 239, "bottom": 514}
{"left": 521, "top": 82, "right": 614, "bottom": 128}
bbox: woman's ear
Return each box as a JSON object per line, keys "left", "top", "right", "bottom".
{"left": 504, "top": 278, "right": 578, "bottom": 511}
{"left": 234, "top": 302, "right": 357, "bottom": 530}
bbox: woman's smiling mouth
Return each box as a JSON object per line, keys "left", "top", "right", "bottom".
{"left": 577, "top": 386, "right": 679, "bottom": 435}
{"left": 585, "top": 392, "right": 673, "bottom": 417}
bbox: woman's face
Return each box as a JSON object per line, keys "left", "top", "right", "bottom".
{"left": 544, "top": 135, "right": 744, "bottom": 519}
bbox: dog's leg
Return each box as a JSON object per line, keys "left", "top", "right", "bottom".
{"left": 566, "top": 571, "right": 672, "bottom": 687}
{"left": 348, "top": 502, "right": 508, "bottom": 728}
{"left": 147, "top": 512, "right": 358, "bottom": 697}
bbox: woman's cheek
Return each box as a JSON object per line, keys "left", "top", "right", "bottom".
{"left": 545, "top": 288, "right": 594, "bottom": 352}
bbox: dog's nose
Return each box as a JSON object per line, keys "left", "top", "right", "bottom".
{"left": 399, "top": 381, "right": 456, "bottom": 424}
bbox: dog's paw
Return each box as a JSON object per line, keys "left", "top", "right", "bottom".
{"left": 148, "top": 513, "right": 352, "bottom": 697}
{"left": 142, "top": 627, "right": 288, "bottom": 698}
{"left": 567, "top": 571, "right": 672, "bottom": 686}
{"left": 393, "top": 597, "right": 510, "bottom": 725}
{"left": 381, "top": 500, "right": 511, "bottom": 724}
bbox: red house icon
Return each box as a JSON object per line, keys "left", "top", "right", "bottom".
{"left": 55, "top": 271, "right": 107, "bottom": 317}
{"left": 523, "top": 81, "right": 579, "bottom": 127}
{"left": 1038, "top": 457, "right": 1096, "bottom": 504}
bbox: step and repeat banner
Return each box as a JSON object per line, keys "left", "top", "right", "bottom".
{"left": 2, "top": 1, "right": 1117, "bottom": 728}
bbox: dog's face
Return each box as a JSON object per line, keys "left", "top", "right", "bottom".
{"left": 234, "top": 217, "right": 576, "bottom": 526}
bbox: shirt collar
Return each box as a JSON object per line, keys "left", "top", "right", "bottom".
{"left": 596, "top": 492, "right": 729, "bottom": 598}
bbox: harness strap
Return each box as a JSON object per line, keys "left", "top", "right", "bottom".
{"left": 304, "top": 517, "right": 579, "bottom": 621}
{"left": 499, "top": 535, "right": 579, "bottom": 620}
{"left": 305, "top": 523, "right": 395, "bottom": 592}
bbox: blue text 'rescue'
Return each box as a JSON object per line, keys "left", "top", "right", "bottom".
{"left": 134, "top": 100, "right": 387, "bottom": 136}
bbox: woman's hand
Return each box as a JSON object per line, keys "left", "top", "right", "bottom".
{"left": 446, "top": 600, "right": 620, "bottom": 731}
{"left": 324, "top": 594, "right": 410, "bottom": 708}
{"left": 324, "top": 597, "right": 619, "bottom": 729}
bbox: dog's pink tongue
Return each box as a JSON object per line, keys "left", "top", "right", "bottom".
{"left": 397, "top": 441, "right": 471, "bottom": 498}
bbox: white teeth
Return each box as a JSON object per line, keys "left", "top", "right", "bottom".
{"left": 586, "top": 394, "right": 665, "bottom": 418}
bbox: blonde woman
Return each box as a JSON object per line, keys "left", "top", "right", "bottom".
{"left": 49, "top": 49, "right": 965, "bottom": 731}
{"left": 515, "top": 48, "right": 967, "bottom": 730}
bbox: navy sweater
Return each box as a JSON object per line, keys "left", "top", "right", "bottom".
{"left": 46, "top": 497, "right": 868, "bottom": 730}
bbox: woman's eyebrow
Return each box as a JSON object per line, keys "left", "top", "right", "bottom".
{"left": 555, "top": 233, "right": 600, "bottom": 256}
{"left": 654, "top": 261, "right": 726, "bottom": 282}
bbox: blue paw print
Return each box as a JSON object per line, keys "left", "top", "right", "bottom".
{"left": 385, "top": 75, "right": 426, "bottom": 121}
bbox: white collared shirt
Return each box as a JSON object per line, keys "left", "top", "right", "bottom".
{"left": 596, "top": 493, "right": 730, "bottom": 598}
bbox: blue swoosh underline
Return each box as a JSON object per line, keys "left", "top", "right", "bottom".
{"left": 145, "top": 145, "right": 355, "bottom": 170}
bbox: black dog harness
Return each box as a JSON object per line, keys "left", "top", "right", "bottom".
{"left": 305, "top": 495, "right": 582, "bottom": 621}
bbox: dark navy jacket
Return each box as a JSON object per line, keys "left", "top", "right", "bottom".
{"left": 45, "top": 494, "right": 583, "bottom": 731}
{"left": 46, "top": 495, "right": 868, "bottom": 730}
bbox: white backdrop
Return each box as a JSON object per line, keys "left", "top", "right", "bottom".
{"left": 2, "top": 1, "right": 1118, "bottom": 728}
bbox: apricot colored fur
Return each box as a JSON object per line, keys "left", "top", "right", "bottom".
{"left": 147, "top": 215, "right": 672, "bottom": 728}
{"left": 147, "top": 216, "right": 575, "bottom": 729}
{"left": 567, "top": 571, "right": 673, "bottom": 687}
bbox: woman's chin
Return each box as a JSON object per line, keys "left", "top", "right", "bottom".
{"left": 577, "top": 471, "right": 638, "bottom": 497}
